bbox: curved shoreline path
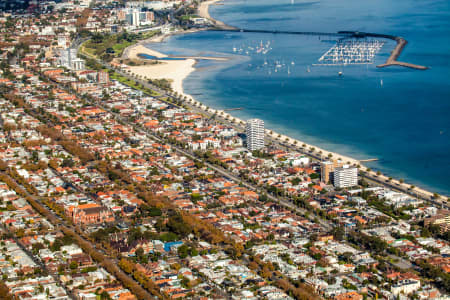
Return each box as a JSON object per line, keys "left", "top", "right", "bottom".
{"left": 198, "top": 0, "right": 238, "bottom": 30}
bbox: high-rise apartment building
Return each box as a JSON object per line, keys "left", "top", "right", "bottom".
{"left": 246, "top": 119, "right": 264, "bottom": 151}
{"left": 334, "top": 165, "right": 358, "bottom": 188}
{"left": 320, "top": 159, "right": 344, "bottom": 184}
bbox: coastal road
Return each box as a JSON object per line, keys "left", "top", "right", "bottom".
{"left": 77, "top": 41, "right": 446, "bottom": 222}
{"left": 93, "top": 97, "right": 333, "bottom": 231}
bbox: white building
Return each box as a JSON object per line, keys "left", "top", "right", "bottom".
{"left": 70, "top": 58, "right": 85, "bottom": 71}
{"left": 59, "top": 48, "right": 85, "bottom": 70}
{"left": 391, "top": 279, "right": 421, "bottom": 296}
{"left": 57, "top": 35, "right": 69, "bottom": 48}
{"left": 126, "top": 1, "right": 177, "bottom": 11}
{"left": 246, "top": 118, "right": 264, "bottom": 151}
{"left": 333, "top": 165, "right": 358, "bottom": 188}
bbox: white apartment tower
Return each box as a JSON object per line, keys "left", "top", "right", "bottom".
{"left": 59, "top": 48, "right": 85, "bottom": 70}
{"left": 246, "top": 118, "right": 265, "bottom": 151}
{"left": 333, "top": 165, "right": 358, "bottom": 188}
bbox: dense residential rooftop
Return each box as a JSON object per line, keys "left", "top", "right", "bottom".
{"left": 0, "top": 1, "right": 448, "bottom": 300}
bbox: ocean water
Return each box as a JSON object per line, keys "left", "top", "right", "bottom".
{"left": 147, "top": 0, "right": 450, "bottom": 195}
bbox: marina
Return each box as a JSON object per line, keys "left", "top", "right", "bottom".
{"left": 316, "top": 39, "right": 385, "bottom": 65}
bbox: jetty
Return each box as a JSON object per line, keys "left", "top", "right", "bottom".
{"left": 360, "top": 158, "right": 379, "bottom": 162}
{"left": 168, "top": 55, "right": 229, "bottom": 61}
{"left": 205, "top": 24, "right": 428, "bottom": 70}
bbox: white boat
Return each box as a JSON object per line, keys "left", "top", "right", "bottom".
{"left": 307, "top": 66, "right": 311, "bottom": 73}
{"left": 338, "top": 71, "right": 343, "bottom": 76}
{"left": 380, "top": 79, "right": 383, "bottom": 86}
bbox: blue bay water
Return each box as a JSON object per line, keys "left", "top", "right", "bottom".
{"left": 147, "top": 0, "right": 450, "bottom": 195}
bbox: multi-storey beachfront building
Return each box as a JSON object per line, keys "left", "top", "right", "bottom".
{"left": 320, "top": 159, "right": 344, "bottom": 184}
{"left": 320, "top": 161, "right": 334, "bottom": 184}
{"left": 334, "top": 165, "right": 358, "bottom": 188}
{"left": 246, "top": 118, "right": 264, "bottom": 151}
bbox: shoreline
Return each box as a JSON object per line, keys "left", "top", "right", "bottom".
{"left": 122, "top": 3, "right": 448, "bottom": 199}
{"left": 198, "top": 0, "right": 237, "bottom": 30}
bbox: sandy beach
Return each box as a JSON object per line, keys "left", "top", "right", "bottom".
{"left": 121, "top": 2, "right": 446, "bottom": 201}
{"left": 126, "top": 44, "right": 167, "bottom": 60}
{"left": 198, "top": 0, "right": 221, "bottom": 20}
{"left": 198, "top": 0, "right": 236, "bottom": 29}
{"left": 129, "top": 58, "right": 196, "bottom": 97}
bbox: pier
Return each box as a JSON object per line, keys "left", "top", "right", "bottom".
{"left": 207, "top": 27, "right": 428, "bottom": 70}
{"left": 210, "top": 28, "right": 345, "bottom": 37}
{"left": 360, "top": 158, "right": 379, "bottom": 162}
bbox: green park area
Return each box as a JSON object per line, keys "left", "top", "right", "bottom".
{"left": 81, "top": 31, "right": 160, "bottom": 61}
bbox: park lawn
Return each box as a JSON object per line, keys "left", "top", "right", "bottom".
{"left": 112, "top": 40, "right": 134, "bottom": 56}
{"left": 79, "top": 44, "right": 97, "bottom": 59}
{"left": 110, "top": 72, "right": 160, "bottom": 97}
{"left": 83, "top": 30, "right": 161, "bottom": 59}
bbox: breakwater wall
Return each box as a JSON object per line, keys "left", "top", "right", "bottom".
{"left": 339, "top": 31, "right": 428, "bottom": 70}
{"left": 209, "top": 28, "right": 428, "bottom": 70}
